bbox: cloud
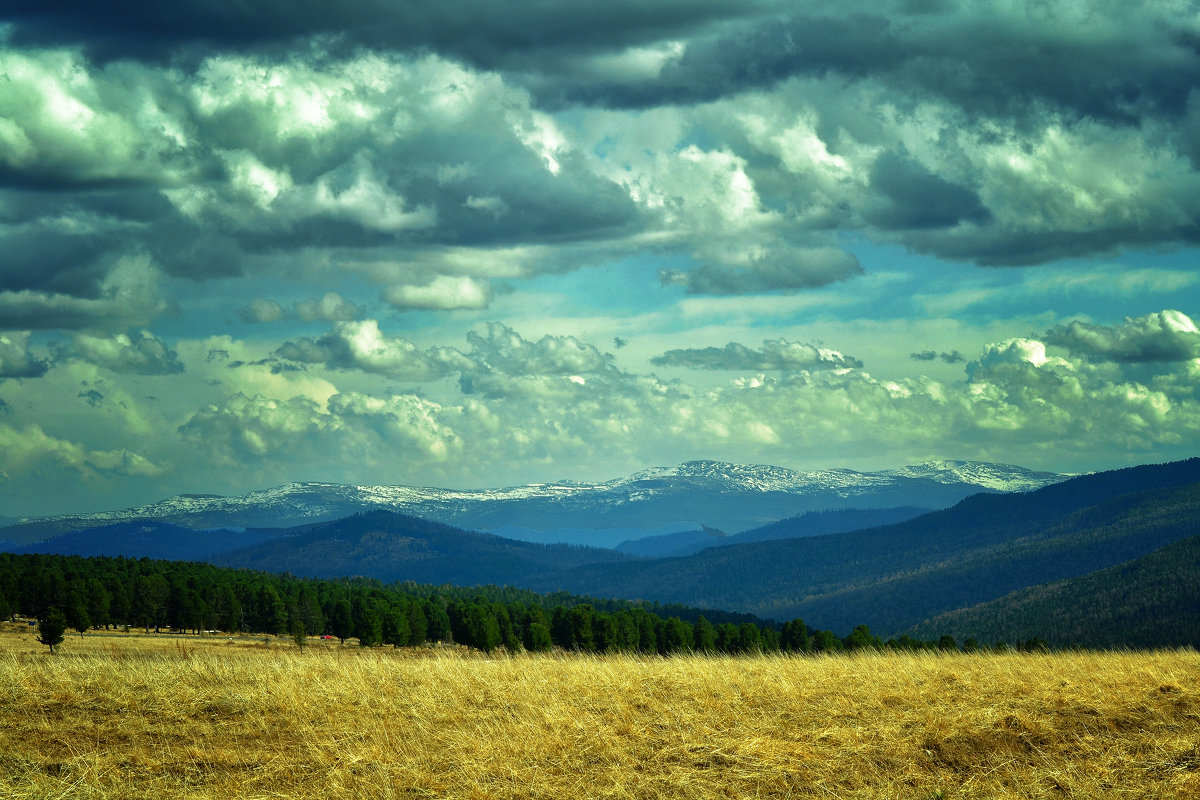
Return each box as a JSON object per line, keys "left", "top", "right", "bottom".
{"left": 274, "top": 319, "right": 473, "bottom": 380}
{"left": 295, "top": 292, "right": 362, "bottom": 322}
{"left": 4, "top": 1, "right": 1200, "bottom": 312}
{"left": 177, "top": 393, "right": 330, "bottom": 462}
{"left": 2, "top": 0, "right": 760, "bottom": 68}
{"left": 911, "top": 350, "right": 965, "bottom": 364}
{"left": 384, "top": 276, "right": 494, "bottom": 311}
{"left": 0, "top": 331, "right": 49, "bottom": 379}
{"left": 0, "top": 45, "right": 642, "bottom": 318}
{"left": 1044, "top": 310, "right": 1200, "bottom": 363}
{"left": 53, "top": 330, "right": 184, "bottom": 374}
{"left": 865, "top": 152, "right": 990, "bottom": 231}
{"left": 0, "top": 253, "right": 170, "bottom": 330}
{"left": 659, "top": 247, "right": 864, "bottom": 295}
{"left": 466, "top": 322, "right": 614, "bottom": 376}
{"left": 240, "top": 292, "right": 361, "bottom": 323}
{"left": 239, "top": 298, "right": 286, "bottom": 323}
{"left": 652, "top": 339, "right": 862, "bottom": 371}
{"left": 0, "top": 422, "right": 164, "bottom": 481}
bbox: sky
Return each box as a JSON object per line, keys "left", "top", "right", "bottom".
{"left": 2, "top": 1, "right": 1200, "bottom": 517}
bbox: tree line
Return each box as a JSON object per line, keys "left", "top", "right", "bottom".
{"left": 0, "top": 551, "right": 1037, "bottom": 655}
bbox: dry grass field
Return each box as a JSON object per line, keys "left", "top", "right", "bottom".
{"left": 1, "top": 623, "right": 1198, "bottom": 799}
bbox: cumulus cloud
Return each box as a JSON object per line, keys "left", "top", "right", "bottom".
{"left": 384, "top": 276, "right": 494, "bottom": 311}
{"left": 239, "top": 298, "right": 285, "bottom": 323}
{"left": 653, "top": 339, "right": 862, "bottom": 371}
{"left": 1044, "top": 310, "right": 1200, "bottom": 363}
{"left": 274, "top": 319, "right": 473, "bottom": 380}
{"left": 0, "top": 331, "right": 49, "bottom": 379}
{"left": 177, "top": 393, "right": 330, "bottom": 462}
{"left": 53, "top": 330, "right": 184, "bottom": 374}
{"left": 6, "top": 1, "right": 1200, "bottom": 315}
{"left": 0, "top": 422, "right": 164, "bottom": 481}
{"left": 240, "top": 293, "right": 361, "bottom": 323}
{"left": 295, "top": 292, "right": 362, "bottom": 322}
{"left": 170, "top": 317, "right": 1200, "bottom": 496}
{"left": 466, "top": 322, "right": 614, "bottom": 376}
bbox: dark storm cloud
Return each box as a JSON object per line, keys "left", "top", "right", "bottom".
{"left": 544, "top": 12, "right": 901, "bottom": 108}
{"left": 538, "top": 4, "right": 1200, "bottom": 125}
{"left": 865, "top": 153, "right": 990, "bottom": 231}
{"left": 6, "top": 0, "right": 1200, "bottom": 315}
{"left": 2, "top": 0, "right": 769, "bottom": 65}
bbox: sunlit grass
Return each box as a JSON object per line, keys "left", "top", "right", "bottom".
{"left": 1, "top": 625, "right": 1198, "bottom": 798}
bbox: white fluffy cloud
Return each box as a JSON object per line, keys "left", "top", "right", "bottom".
{"left": 274, "top": 319, "right": 474, "bottom": 380}
{"left": 384, "top": 276, "right": 494, "bottom": 311}
{"left": 54, "top": 330, "right": 184, "bottom": 374}
{"left": 0, "top": 422, "right": 164, "bottom": 482}
{"left": 1044, "top": 310, "right": 1200, "bottom": 363}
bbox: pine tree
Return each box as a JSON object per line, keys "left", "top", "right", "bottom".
{"left": 38, "top": 608, "right": 68, "bottom": 655}
{"left": 693, "top": 615, "right": 717, "bottom": 652}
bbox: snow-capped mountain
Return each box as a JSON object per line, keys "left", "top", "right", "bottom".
{"left": 0, "top": 459, "right": 1067, "bottom": 547}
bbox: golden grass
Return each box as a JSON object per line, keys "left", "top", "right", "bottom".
{"left": 1, "top": 626, "right": 1198, "bottom": 799}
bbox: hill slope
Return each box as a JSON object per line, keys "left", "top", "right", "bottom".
{"left": 524, "top": 458, "right": 1200, "bottom": 635}
{"left": 904, "top": 532, "right": 1200, "bottom": 649}
{"left": 9, "top": 521, "right": 278, "bottom": 561}
{"left": 213, "top": 510, "right": 631, "bottom": 586}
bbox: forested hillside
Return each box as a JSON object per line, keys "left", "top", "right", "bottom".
{"left": 905, "top": 532, "right": 1200, "bottom": 649}
{"left": 527, "top": 460, "right": 1200, "bottom": 635}
{"left": 0, "top": 551, "right": 940, "bottom": 655}
{"left": 212, "top": 510, "right": 631, "bottom": 584}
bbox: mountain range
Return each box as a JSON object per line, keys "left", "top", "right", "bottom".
{"left": 6, "top": 456, "right": 1198, "bottom": 648}
{"left": 0, "top": 458, "right": 1064, "bottom": 548}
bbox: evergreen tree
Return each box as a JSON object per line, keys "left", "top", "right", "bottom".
{"left": 291, "top": 620, "right": 307, "bottom": 652}
{"left": 657, "top": 617, "right": 694, "bottom": 654}
{"left": 85, "top": 578, "right": 111, "bottom": 631}
{"left": 38, "top": 608, "right": 68, "bottom": 654}
{"left": 781, "top": 619, "right": 809, "bottom": 653}
{"left": 383, "top": 604, "right": 411, "bottom": 648}
{"left": 258, "top": 584, "right": 289, "bottom": 636}
{"left": 592, "top": 612, "right": 618, "bottom": 653}
{"left": 736, "top": 622, "right": 762, "bottom": 653}
{"left": 567, "top": 604, "right": 596, "bottom": 652}
{"left": 811, "top": 630, "right": 844, "bottom": 653}
{"left": 66, "top": 595, "right": 90, "bottom": 638}
{"left": 716, "top": 622, "right": 740, "bottom": 653}
{"left": 420, "top": 599, "right": 447, "bottom": 643}
{"left": 525, "top": 622, "right": 553, "bottom": 652}
{"left": 329, "top": 598, "right": 354, "bottom": 643}
{"left": 463, "top": 604, "right": 501, "bottom": 654}
{"left": 550, "top": 606, "right": 573, "bottom": 649}
{"left": 693, "top": 615, "right": 717, "bottom": 653}
{"left": 353, "top": 596, "right": 384, "bottom": 647}
{"left": 298, "top": 588, "right": 325, "bottom": 637}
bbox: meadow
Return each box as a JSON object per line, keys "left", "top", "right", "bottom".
{"left": 1, "top": 624, "right": 1198, "bottom": 799}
